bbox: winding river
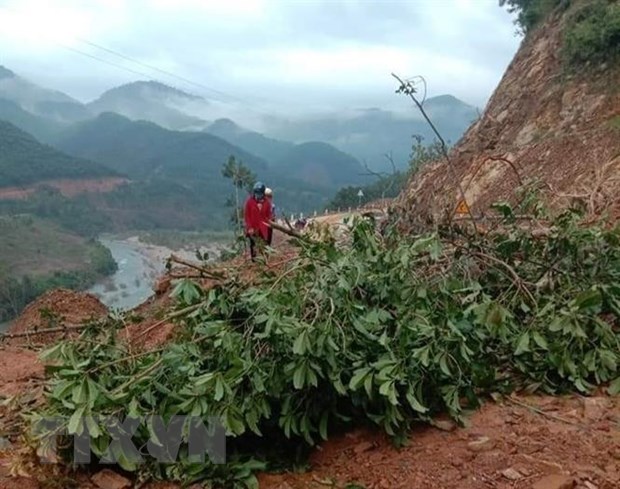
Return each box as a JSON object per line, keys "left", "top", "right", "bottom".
{"left": 87, "top": 238, "right": 167, "bottom": 311}
{"left": 0, "top": 237, "right": 225, "bottom": 332}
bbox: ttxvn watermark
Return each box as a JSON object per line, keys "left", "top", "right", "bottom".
{"left": 32, "top": 415, "right": 226, "bottom": 465}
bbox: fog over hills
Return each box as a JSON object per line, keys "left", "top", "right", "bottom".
{"left": 0, "top": 65, "right": 478, "bottom": 173}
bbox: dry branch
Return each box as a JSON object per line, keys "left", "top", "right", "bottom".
{"left": 167, "top": 255, "right": 225, "bottom": 279}
{"left": 0, "top": 323, "right": 89, "bottom": 339}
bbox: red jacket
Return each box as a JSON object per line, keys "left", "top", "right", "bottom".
{"left": 244, "top": 196, "right": 272, "bottom": 240}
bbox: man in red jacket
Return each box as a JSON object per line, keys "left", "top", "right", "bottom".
{"left": 244, "top": 181, "right": 272, "bottom": 261}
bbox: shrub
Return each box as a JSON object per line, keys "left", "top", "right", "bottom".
{"left": 563, "top": 0, "right": 620, "bottom": 66}
{"left": 27, "top": 201, "right": 620, "bottom": 487}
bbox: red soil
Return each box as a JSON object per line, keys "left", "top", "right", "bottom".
{"left": 0, "top": 178, "right": 128, "bottom": 200}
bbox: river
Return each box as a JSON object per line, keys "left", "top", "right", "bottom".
{"left": 88, "top": 237, "right": 225, "bottom": 312}
{"left": 87, "top": 238, "right": 166, "bottom": 311}
{"left": 0, "top": 237, "right": 225, "bottom": 332}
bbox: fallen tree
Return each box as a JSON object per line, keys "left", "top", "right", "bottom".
{"left": 23, "top": 198, "right": 620, "bottom": 488}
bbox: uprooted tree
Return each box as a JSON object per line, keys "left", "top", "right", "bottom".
{"left": 19, "top": 190, "right": 620, "bottom": 488}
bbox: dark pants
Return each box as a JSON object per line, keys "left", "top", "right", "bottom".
{"left": 248, "top": 235, "right": 264, "bottom": 261}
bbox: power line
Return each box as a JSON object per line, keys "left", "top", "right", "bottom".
{"left": 59, "top": 44, "right": 160, "bottom": 81}
{"left": 76, "top": 38, "right": 246, "bottom": 105}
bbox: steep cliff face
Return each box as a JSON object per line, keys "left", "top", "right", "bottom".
{"left": 399, "top": 4, "right": 620, "bottom": 226}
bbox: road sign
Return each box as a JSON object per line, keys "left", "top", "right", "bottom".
{"left": 455, "top": 200, "right": 469, "bottom": 215}
{"left": 357, "top": 189, "right": 364, "bottom": 198}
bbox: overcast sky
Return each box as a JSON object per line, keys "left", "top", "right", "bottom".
{"left": 0, "top": 0, "right": 521, "bottom": 116}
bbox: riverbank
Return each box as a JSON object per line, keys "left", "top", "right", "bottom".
{"left": 0, "top": 216, "right": 117, "bottom": 324}
{"left": 88, "top": 235, "right": 228, "bottom": 311}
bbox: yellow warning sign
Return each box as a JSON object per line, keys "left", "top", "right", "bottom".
{"left": 455, "top": 200, "right": 469, "bottom": 215}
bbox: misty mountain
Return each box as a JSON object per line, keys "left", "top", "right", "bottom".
{"left": 207, "top": 118, "right": 294, "bottom": 163}
{"left": 88, "top": 81, "right": 209, "bottom": 130}
{"left": 53, "top": 112, "right": 267, "bottom": 179}
{"left": 0, "top": 98, "right": 64, "bottom": 142}
{"left": 267, "top": 95, "right": 479, "bottom": 171}
{"left": 275, "top": 142, "right": 366, "bottom": 188}
{"left": 0, "top": 65, "right": 91, "bottom": 123}
{"left": 52, "top": 112, "right": 335, "bottom": 218}
{"left": 207, "top": 118, "right": 366, "bottom": 188}
{"left": 0, "top": 119, "right": 117, "bottom": 187}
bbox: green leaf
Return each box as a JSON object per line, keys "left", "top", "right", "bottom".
{"left": 84, "top": 416, "right": 101, "bottom": 438}
{"left": 293, "top": 330, "right": 308, "bottom": 355}
{"left": 439, "top": 354, "right": 451, "bottom": 376}
{"left": 608, "top": 377, "right": 620, "bottom": 396}
{"left": 364, "top": 373, "right": 374, "bottom": 397}
{"left": 515, "top": 332, "right": 530, "bottom": 355}
{"left": 349, "top": 367, "right": 370, "bottom": 391}
{"left": 599, "top": 350, "right": 617, "bottom": 371}
{"left": 572, "top": 289, "right": 602, "bottom": 311}
{"left": 214, "top": 376, "right": 225, "bottom": 401}
{"left": 293, "top": 363, "right": 306, "bottom": 389}
{"left": 406, "top": 387, "right": 428, "bottom": 413}
{"left": 67, "top": 405, "right": 85, "bottom": 435}
{"left": 532, "top": 332, "right": 548, "bottom": 350}
{"left": 319, "top": 412, "right": 329, "bottom": 440}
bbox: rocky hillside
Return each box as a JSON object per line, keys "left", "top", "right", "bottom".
{"left": 399, "top": 1, "right": 620, "bottom": 226}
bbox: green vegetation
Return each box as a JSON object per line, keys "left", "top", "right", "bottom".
{"left": 29, "top": 199, "right": 620, "bottom": 487}
{"left": 328, "top": 172, "right": 407, "bottom": 209}
{"left": 0, "top": 215, "right": 116, "bottom": 320}
{"left": 53, "top": 112, "right": 268, "bottom": 180}
{"left": 0, "top": 187, "right": 112, "bottom": 237}
{"left": 52, "top": 112, "right": 332, "bottom": 220}
{"left": 274, "top": 141, "right": 365, "bottom": 188}
{"left": 499, "top": 0, "right": 567, "bottom": 33}
{"left": 608, "top": 114, "right": 620, "bottom": 130}
{"left": 563, "top": 0, "right": 620, "bottom": 66}
{"left": 0, "top": 120, "right": 116, "bottom": 187}
{"left": 222, "top": 156, "right": 256, "bottom": 232}
{"left": 500, "top": 0, "right": 619, "bottom": 67}
{"left": 0, "top": 98, "right": 63, "bottom": 143}
{"left": 329, "top": 136, "right": 444, "bottom": 209}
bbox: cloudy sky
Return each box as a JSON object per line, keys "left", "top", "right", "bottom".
{"left": 0, "top": 0, "right": 521, "bottom": 116}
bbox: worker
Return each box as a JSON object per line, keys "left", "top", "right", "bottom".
{"left": 265, "top": 187, "right": 276, "bottom": 246}
{"left": 244, "top": 182, "right": 272, "bottom": 261}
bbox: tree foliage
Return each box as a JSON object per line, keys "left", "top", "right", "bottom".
{"left": 28, "top": 199, "right": 620, "bottom": 487}
{"left": 0, "top": 120, "right": 116, "bottom": 187}
{"left": 222, "top": 156, "right": 256, "bottom": 231}
{"left": 563, "top": 0, "right": 620, "bottom": 66}
{"left": 499, "top": 0, "right": 567, "bottom": 33}
{"left": 328, "top": 136, "right": 443, "bottom": 210}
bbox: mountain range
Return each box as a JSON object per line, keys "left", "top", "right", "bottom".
{"left": 0, "top": 119, "right": 116, "bottom": 187}
{"left": 0, "top": 64, "right": 478, "bottom": 232}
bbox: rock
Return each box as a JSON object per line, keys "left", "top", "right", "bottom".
{"left": 0, "top": 437, "right": 12, "bottom": 450}
{"left": 154, "top": 276, "right": 171, "bottom": 295}
{"left": 274, "top": 483, "right": 293, "bottom": 489}
{"left": 501, "top": 468, "right": 522, "bottom": 481}
{"left": 91, "top": 469, "right": 131, "bottom": 489}
{"left": 531, "top": 474, "right": 575, "bottom": 489}
{"left": 353, "top": 441, "right": 375, "bottom": 454}
{"left": 583, "top": 481, "right": 598, "bottom": 489}
{"left": 431, "top": 418, "right": 457, "bottom": 432}
{"left": 582, "top": 397, "right": 609, "bottom": 420}
{"left": 451, "top": 457, "right": 465, "bottom": 468}
{"left": 467, "top": 436, "right": 496, "bottom": 452}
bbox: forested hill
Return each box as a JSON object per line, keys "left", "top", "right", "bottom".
{"left": 275, "top": 142, "right": 366, "bottom": 188}
{"left": 0, "top": 119, "right": 118, "bottom": 187}
{"left": 53, "top": 112, "right": 269, "bottom": 179}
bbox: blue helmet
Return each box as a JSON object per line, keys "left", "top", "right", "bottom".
{"left": 253, "top": 181, "right": 266, "bottom": 198}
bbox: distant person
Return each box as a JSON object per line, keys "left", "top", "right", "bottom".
{"left": 265, "top": 187, "right": 276, "bottom": 246}
{"left": 244, "top": 182, "right": 272, "bottom": 261}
